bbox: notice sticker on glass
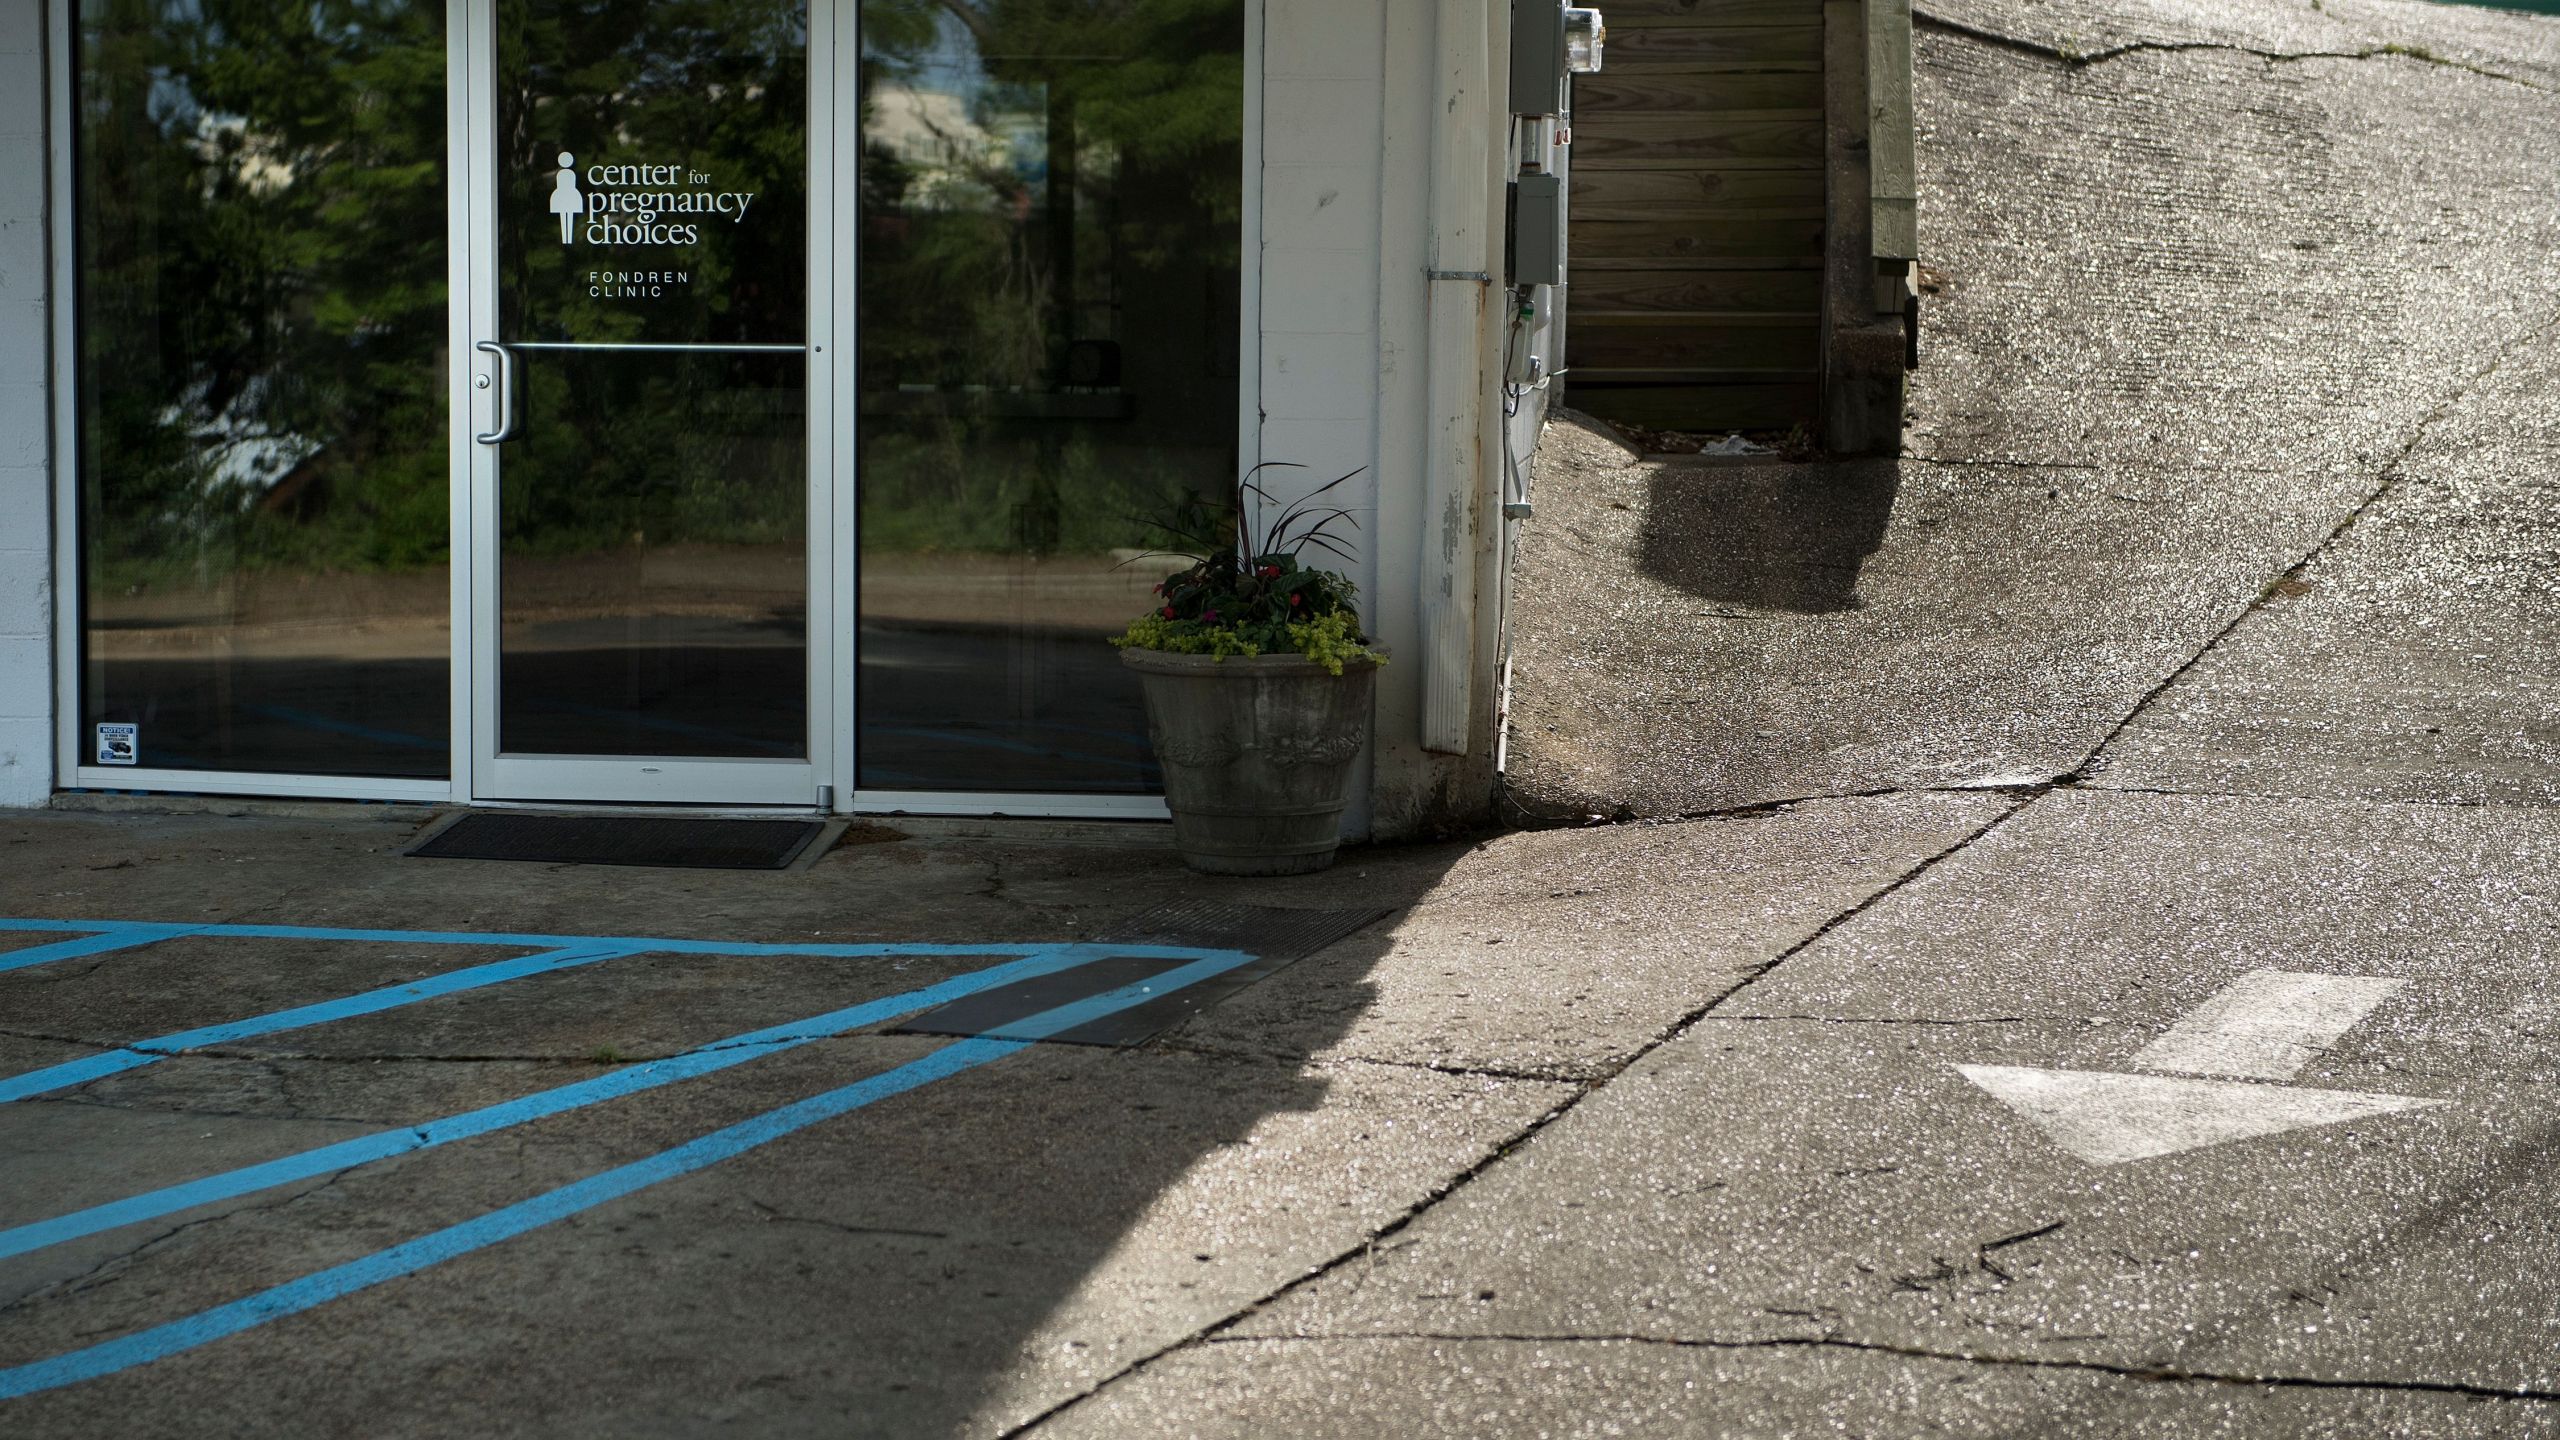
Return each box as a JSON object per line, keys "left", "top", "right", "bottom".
{"left": 95, "top": 723, "right": 137, "bottom": 766}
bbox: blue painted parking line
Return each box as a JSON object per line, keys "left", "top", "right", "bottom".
{"left": 0, "top": 919, "right": 1088, "bottom": 1105}
{"left": 0, "top": 948, "right": 1254, "bottom": 1401}
{"left": 0, "top": 942, "right": 1222, "bottom": 1263}
{"left": 0, "top": 926, "right": 204, "bottom": 976}
{"left": 0, "top": 916, "right": 1072, "bottom": 956}
{"left": 0, "top": 944, "right": 638, "bottom": 1104}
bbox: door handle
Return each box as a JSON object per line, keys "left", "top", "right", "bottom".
{"left": 473, "top": 341, "right": 520, "bottom": 444}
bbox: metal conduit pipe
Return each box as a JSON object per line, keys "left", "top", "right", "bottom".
{"left": 1420, "top": 0, "right": 1492, "bottom": 755}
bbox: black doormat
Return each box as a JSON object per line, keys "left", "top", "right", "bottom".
{"left": 891, "top": 900, "right": 1396, "bottom": 1048}
{"left": 409, "top": 814, "right": 828, "bottom": 870}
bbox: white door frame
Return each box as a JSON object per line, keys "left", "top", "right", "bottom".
{"left": 451, "top": 0, "right": 835, "bottom": 809}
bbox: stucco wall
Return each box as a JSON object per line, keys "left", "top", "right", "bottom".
{"left": 0, "top": 1, "right": 49, "bottom": 808}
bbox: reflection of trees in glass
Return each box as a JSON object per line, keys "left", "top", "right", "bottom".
{"left": 495, "top": 0, "right": 810, "bottom": 557}
{"left": 858, "top": 0, "right": 1243, "bottom": 558}
{"left": 500, "top": 0, "right": 808, "bottom": 347}
{"left": 79, "top": 0, "right": 450, "bottom": 584}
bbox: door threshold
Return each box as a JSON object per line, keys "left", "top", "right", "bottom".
{"left": 50, "top": 790, "right": 1176, "bottom": 843}
{"left": 467, "top": 797, "right": 826, "bottom": 819}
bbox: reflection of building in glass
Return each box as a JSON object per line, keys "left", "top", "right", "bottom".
{"left": 862, "top": 82, "right": 1027, "bottom": 210}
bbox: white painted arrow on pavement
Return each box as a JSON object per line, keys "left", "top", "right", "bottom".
{"left": 1956, "top": 970, "right": 2447, "bottom": 1165}
{"left": 1954, "top": 1065, "right": 2442, "bottom": 1165}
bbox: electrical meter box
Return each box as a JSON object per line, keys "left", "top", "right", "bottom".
{"left": 1508, "top": 173, "right": 1564, "bottom": 287}
{"left": 1511, "top": 0, "right": 1566, "bottom": 117}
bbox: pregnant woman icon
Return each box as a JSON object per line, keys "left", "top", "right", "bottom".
{"left": 550, "top": 152, "right": 584, "bottom": 244}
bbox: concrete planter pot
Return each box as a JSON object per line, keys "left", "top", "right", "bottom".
{"left": 1120, "top": 647, "right": 1380, "bottom": 876}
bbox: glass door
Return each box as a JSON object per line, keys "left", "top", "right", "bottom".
{"left": 462, "top": 0, "right": 831, "bottom": 806}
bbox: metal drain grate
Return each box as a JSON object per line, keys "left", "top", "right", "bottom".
{"left": 409, "top": 814, "right": 828, "bottom": 870}
{"left": 892, "top": 900, "right": 1396, "bottom": 1047}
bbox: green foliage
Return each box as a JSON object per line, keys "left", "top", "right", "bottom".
{"left": 1286, "top": 610, "right": 1383, "bottom": 676}
{"left": 495, "top": 0, "right": 813, "bottom": 559}
{"left": 1112, "top": 464, "right": 1384, "bottom": 672}
{"left": 858, "top": 429, "right": 1212, "bottom": 555}
{"left": 78, "top": 0, "right": 1249, "bottom": 587}
{"left": 79, "top": 0, "right": 454, "bottom": 586}
{"left": 856, "top": 0, "right": 1245, "bottom": 563}
{"left": 1114, "top": 611, "right": 1262, "bottom": 659}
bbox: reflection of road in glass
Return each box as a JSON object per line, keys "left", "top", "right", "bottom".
{"left": 96, "top": 618, "right": 1158, "bottom": 792}
{"left": 499, "top": 609, "right": 806, "bottom": 758}
{"left": 77, "top": 653, "right": 448, "bottom": 777}
{"left": 860, "top": 621, "right": 1158, "bottom": 793}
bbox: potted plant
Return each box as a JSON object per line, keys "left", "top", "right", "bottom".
{"left": 1115, "top": 466, "right": 1386, "bottom": 875}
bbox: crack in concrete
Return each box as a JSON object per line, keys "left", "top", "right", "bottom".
{"left": 1703, "top": 1014, "right": 2037, "bottom": 1027}
{"left": 1343, "top": 1056, "right": 1592, "bottom": 1084}
{"left": 745, "top": 1199, "right": 950, "bottom": 1242}
{"left": 2067, "top": 305, "right": 2560, "bottom": 786}
{"left": 0, "top": 949, "right": 169, "bottom": 987}
{"left": 2066, "top": 779, "right": 2560, "bottom": 812}
{"left": 1501, "top": 782, "right": 2055, "bottom": 833}
{"left": 1142, "top": 1035, "right": 1595, "bottom": 1086}
{"left": 1898, "top": 454, "right": 2109, "bottom": 471}
{"left": 0, "top": 1026, "right": 115, "bottom": 1053}
{"left": 0, "top": 1168, "right": 356, "bottom": 1320}
{"left": 1912, "top": 9, "right": 2549, "bottom": 89}
{"left": 999, "top": 793, "right": 2043, "bottom": 1437}
{"left": 28, "top": 1093, "right": 395, "bottom": 1127}
{"left": 1195, "top": 1330, "right": 2560, "bottom": 1404}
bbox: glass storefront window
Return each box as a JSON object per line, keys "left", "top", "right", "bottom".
{"left": 64, "top": 0, "right": 1246, "bottom": 802}
{"left": 855, "top": 0, "right": 1244, "bottom": 794}
{"left": 75, "top": 0, "right": 452, "bottom": 779}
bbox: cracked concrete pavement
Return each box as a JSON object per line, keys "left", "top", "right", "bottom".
{"left": 12, "top": 0, "right": 2560, "bottom": 1434}
{"left": 0, "top": 795, "right": 2009, "bottom": 1435}
{"left": 1037, "top": 0, "right": 2560, "bottom": 1434}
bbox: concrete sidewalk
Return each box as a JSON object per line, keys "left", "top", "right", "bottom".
{"left": 0, "top": 794, "right": 2001, "bottom": 1436}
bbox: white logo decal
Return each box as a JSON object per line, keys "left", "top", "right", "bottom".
{"left": 550, "top": 150, "right": 757, "bottom": 251}
{"left": 550, "top": 151, "right": 584, "bottom": 245}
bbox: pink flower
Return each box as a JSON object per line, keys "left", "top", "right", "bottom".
{"left": 1160, "top": 605, "right": 1175, "bottom": 619}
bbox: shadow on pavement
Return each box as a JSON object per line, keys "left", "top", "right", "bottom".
{"left": 0, "top": 809, "right": 1464, "bottom": 1438}
{"left": 1636, "top": 459, "right": 1900, "bottom": 614}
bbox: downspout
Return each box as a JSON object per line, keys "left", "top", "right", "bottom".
{"left": 1420, "top": 0, "right": 1492, "bottom": 755}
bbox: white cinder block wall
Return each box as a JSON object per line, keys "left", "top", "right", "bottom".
{"left": 1258, "top": 0, "right": 1390, "bottom": 838}
{"left": 1263, "top": 0, "right": 1532, "bottom": 840}
{"left": 0, "top": 0, "right": 49, "bottom": 808}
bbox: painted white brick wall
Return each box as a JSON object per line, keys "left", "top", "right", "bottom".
{"left": 1260, "top": 0, "right": 1532, "bottom": 838}
{"left": 0, "top": 2, "right": 48, "bottom": 808}
{"left": 1258, "top": 0, "right": 1390, "bottom": 835}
